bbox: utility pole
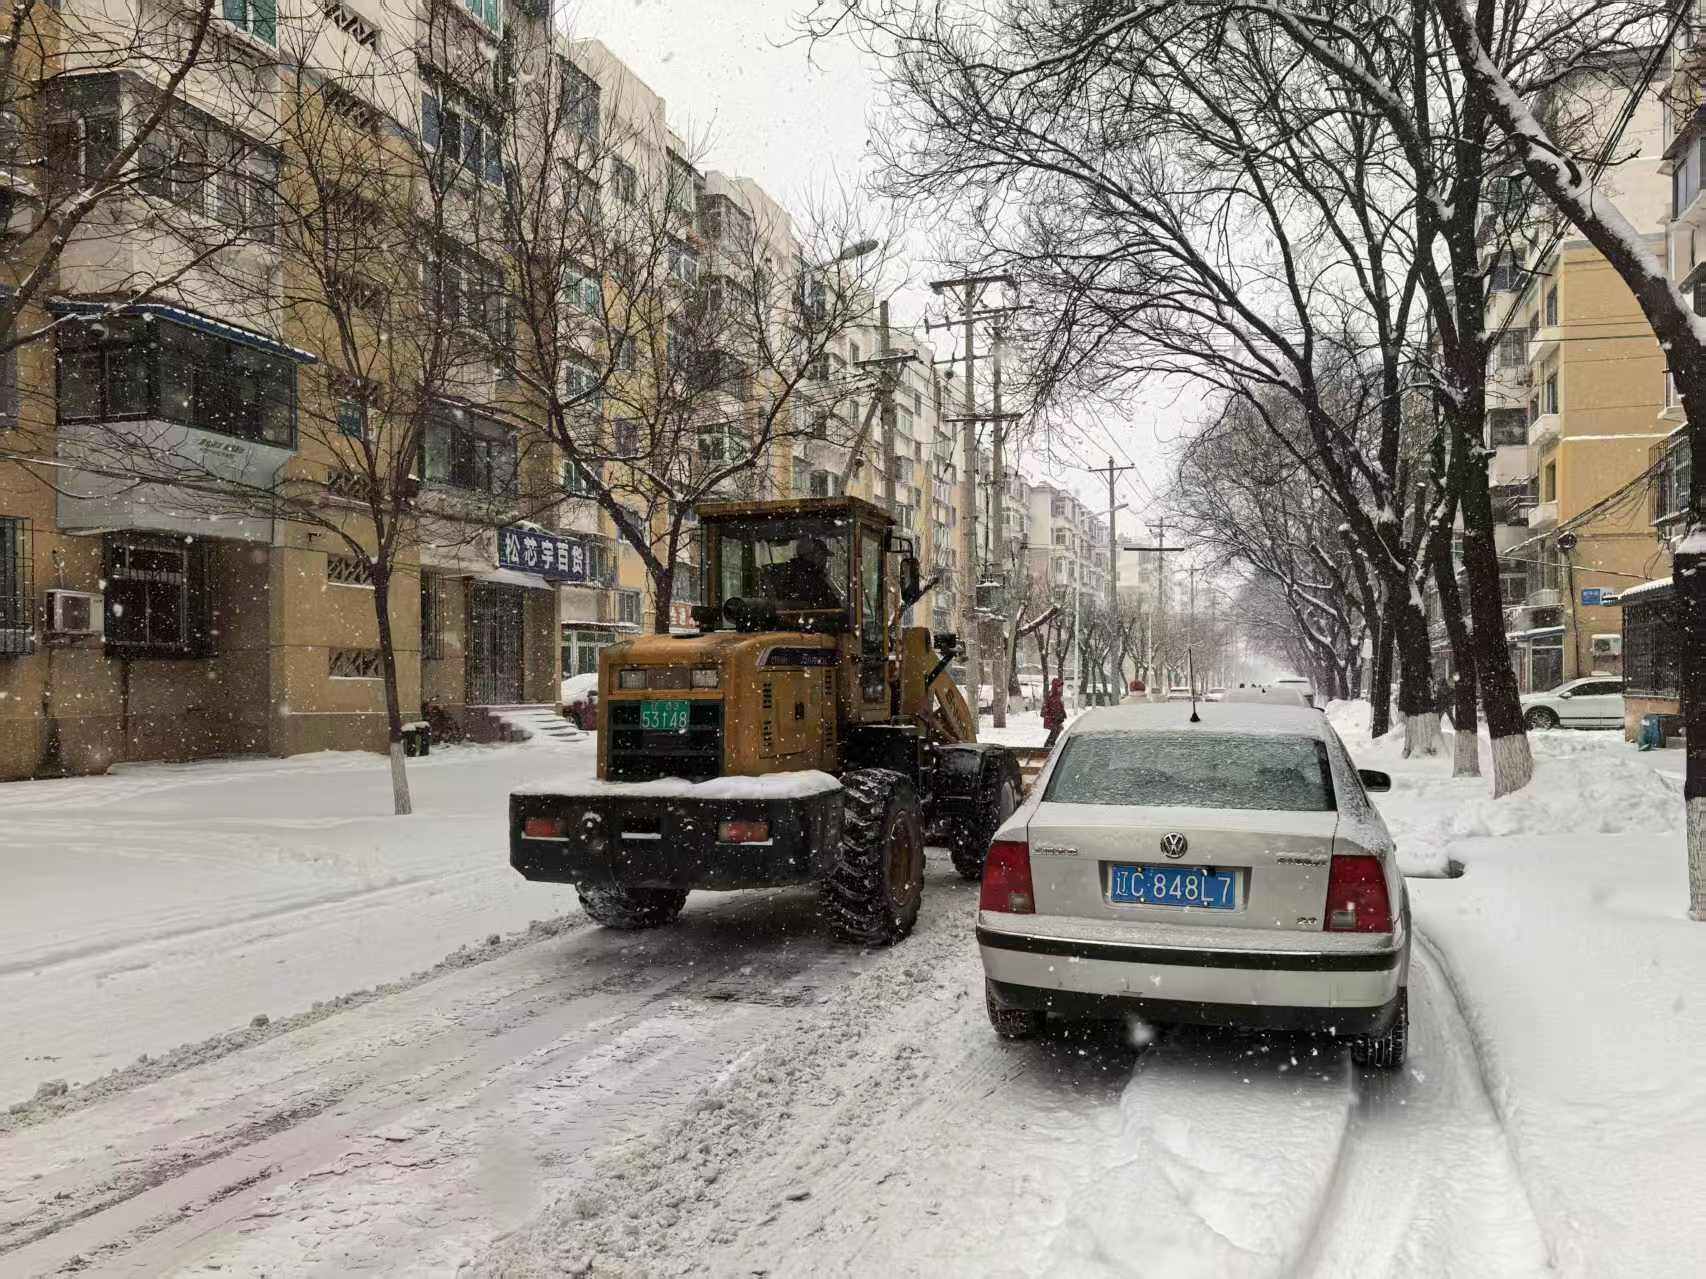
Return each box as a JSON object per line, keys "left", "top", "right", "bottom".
{"left": 880, "top": 300, "right": 896, "bottom": 516}
{"left": 1089, "top": 456, "right": 1133, "bottom": 691}
{"left": 928, "top": 272, "right": 1017, "bottom": 734}
{"left": 1124, "top": 520, "right": 1184, "bottom": 695}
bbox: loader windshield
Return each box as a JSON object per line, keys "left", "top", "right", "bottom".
{"left": 710, "top": 515, "right": 852, "bottom": 619}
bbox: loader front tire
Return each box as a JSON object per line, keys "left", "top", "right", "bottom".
{"left": 951, "top": 757, "right": 1020, "bottom": 882}
{"left": 577, "top": 883, "right": 688, "bottom": 930}
{"left": 822, "top": 769, "right": 924, "bottom": 946}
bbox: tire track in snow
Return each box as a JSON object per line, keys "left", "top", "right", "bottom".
{"left": 1287, "top": 944, "right": 1552, "bottom": 1278}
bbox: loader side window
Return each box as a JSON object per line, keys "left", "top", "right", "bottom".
{"left": 859, "top": 526, "right": 883, "bottom": 653}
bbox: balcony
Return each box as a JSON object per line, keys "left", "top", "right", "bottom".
{"left": 1527, "top": 324, "right": 1561, "bottom": 363}
{"left": 1527, "top": 412, "right": 1561, "bottom": 450}
{"left": 1527, "top": 499, "right": 1559, "bottom": 530}
{"left": 1525, "top": 587, "right": 1561, "bottom": 609}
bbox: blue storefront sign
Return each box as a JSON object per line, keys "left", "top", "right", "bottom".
{"left": 1581, "top": 587, "right": 1604, "bottom": 607}
{"left": 499, "top": 525, "right": 591, "bottom": 583}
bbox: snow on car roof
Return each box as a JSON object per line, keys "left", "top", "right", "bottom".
{"left": 1068, "top": 700, "right": 1331, "bottom": 738}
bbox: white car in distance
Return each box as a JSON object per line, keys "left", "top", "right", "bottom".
{"left": 1520, "top": 675, "right": 1624, "bottom": 730}
{"left": 978, "top": 701, "right": 1410, "bottom": 1067}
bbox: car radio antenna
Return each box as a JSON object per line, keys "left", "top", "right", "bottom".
{"left": 1187, "top": 647, "right": 1200, "bottom": 722}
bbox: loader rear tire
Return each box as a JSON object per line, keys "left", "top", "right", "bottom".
{"left": 822, "top": 769, "right": 924, "bottom": 946}
{"left": 951, "top": 758, "right": 1020, "bottom": 882}
{"left": 577, "top": 883, "right": 688, "bottom": 930}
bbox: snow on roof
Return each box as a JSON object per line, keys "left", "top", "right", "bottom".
{"left": 1068, "top": 700, "right": 1329, "bottom": 738}
{"left": 1617, "top": 576, "right": 1672, "bottom": 605}
{"left": 513, "top": 769, "right": 842, "bottom": 801}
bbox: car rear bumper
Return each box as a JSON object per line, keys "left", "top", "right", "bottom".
{"left": 510, "top": 789, "right": 842, "bottom": 891}
{"left": 977, "top": 918, "right": 1405, "bottom": 1035}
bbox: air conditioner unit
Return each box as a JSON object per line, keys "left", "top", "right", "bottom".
{"left": 1591, "top": 634, "right": 1622, "bottom": 657}
{"left": 46, "top": 589, "right": 103, "bottom": 638}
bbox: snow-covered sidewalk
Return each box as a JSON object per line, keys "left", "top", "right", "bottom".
{"left": 1327, "top": 703, "right": 1705, "bottom": 1276}
{"left": 0, "top": 741, "right": 594, "bottom": 1104}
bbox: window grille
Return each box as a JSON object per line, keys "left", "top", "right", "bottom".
{"left": 326, "top": 553, "right": 372, "bottom": 586}
{"left": 0, "top": 516, "right": 31, "bottom": 657}
{"left": 329, "top": 647, "right": 382, "bottom": 678}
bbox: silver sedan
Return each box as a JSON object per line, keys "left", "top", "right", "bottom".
{"left": 977, "top": 701, "right": 1409, "bottom": 1067}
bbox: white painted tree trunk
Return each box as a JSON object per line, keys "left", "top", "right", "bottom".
{"left": 1401, "top": 711, "right": 1441, "bottom": 758}
{"left": 1689, "top": 796, "right": 1706, "bottom": 921}
{"left": 1488, "top": 732, "right": 1533, "bottom": 800}
{"left": 1452, "top": 724, "right": 1481, "bottom": 777}
{"left": 390, "top": 739, "right": 413, "bottom": 816}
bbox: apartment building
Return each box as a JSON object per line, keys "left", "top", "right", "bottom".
{"left": 1024, "top": 481, "right": 1108, "bottom": 615}
{"left": 1477, "top": 58, "right": 1672, "bottom": 695}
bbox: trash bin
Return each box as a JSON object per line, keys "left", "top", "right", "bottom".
{"left": 402, "top": 722, "right": 431, "bottom": 757}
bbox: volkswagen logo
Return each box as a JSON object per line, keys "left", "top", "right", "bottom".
{"left": 1159, "top": 832, "right": 1189, "bottom": 859}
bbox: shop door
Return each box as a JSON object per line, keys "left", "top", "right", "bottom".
{"left": 468, "top": 583, "right": 526, "bottom": 705}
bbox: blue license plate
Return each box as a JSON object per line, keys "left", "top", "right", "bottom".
{"left": 1108, "top": 863, "right": 1238, "bottom": 909}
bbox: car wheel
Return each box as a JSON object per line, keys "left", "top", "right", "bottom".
{"left": 1351, "top": 987, "right": 1408, "bottom": 1070}
{"left": 1524, "top": 706, "right": 1559, "bottom": 731}
{"left": 821, "top": 769, "right": 925, "bottom": 946}
{"left": 986, "top": 981, "right": 1045, "bottom": 1039}
{"left": 577, "top": 883, "right": 688, "bottom": 930}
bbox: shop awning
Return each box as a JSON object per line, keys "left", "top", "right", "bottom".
{"left": 1505, "top": 625, "right": 1565, "bottom": 643}
{"left": 473, "top": 567, "right": 555, "bottom": 590}
{"left": 1616, "top": 576, "right": 1673, "bottom": 606}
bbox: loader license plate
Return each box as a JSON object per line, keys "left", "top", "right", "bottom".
{"left": 1108, "top": 864, "right": 1237, "bottom": 910}
{"left": 640, "top": 699, "right": 691, "bottom": 733}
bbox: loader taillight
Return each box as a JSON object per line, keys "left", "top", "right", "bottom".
{"left": 980, "top": 840, "right": 1035, "bottom": 914}
{"left": 523, "top": 815, "right": 567, "bottom": 840}
{"left": 1324, "top": 854, "right": 1392, "bottom": 932}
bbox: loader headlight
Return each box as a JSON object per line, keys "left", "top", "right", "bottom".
{"left": 691, "top": 667, "right": 720, "bottom": 689}
{"left": 618, "top": 668, "right": 646, "bottom": 690}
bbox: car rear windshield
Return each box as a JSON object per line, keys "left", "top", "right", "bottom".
{"left": 1043, "top": 731, "right": 1336, "bottom": 811}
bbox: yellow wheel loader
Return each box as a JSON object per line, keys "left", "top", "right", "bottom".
{"left": 510, "top": 496, "right": 1022, "bottom": 945}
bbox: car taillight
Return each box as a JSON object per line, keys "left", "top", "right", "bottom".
{"left": 523, "top": 815, "right": 566, "bottom": 839}
{"left": 717, "top": 818, "right": 770, "bottom": 844}
{"left": 980, "top": 839, "right": 1035, "bottom": 914}
{"left": 1324, "top": 854, "right": 1392, "bottom": 932}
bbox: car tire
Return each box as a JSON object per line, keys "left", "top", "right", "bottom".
{"left": 577, "top": 883, "right": 688, "bottom": 930}
{"left": 822, "top": 769, "right": 925, "bottom": 946}
{"left": 1524, "top": 706, "right": 1559, "bottom": 731}
{"left": 951, "top": 756, "right": 1021, "bottom": 882}
{"left": 986, "top": 981, "right": 1045, "bottom": 1039}
{"left": 1352, "top": 987, "right": 1408, "bottom": 1070}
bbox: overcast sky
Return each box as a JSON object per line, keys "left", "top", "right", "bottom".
{"left": 560, "top": 0, "right": 1191, "bottom": 534}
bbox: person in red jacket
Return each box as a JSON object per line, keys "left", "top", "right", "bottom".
{"left": 1042, "top": 677, "right": 1067, "bottom": 748}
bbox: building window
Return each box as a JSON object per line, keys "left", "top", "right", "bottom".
{"left": 563, "top": 460, "right": 598, "bottom": 496}
{"left": 421, "top": 409, "right": 516, "bottom": 496}
{"left": 104, "top": 537, "right": 213, "bottom": 658}
{"left": 668, "top": 240, "right": 698, "bottom": 286}
{"left": 0, "top": 341, "right": 17, "bottom": 430}
{"left": 1487, "top": 254, "right": 1519, "bottom": 293}
{"left": 673, "top": 561, "right": 700, "bottom": 606}
{"left": 616, "top": 588, "right": 641, "bottom": 626}
{"left": 1624, "top": 591, "right": 1680, "bottom": 696}
{"left": 1488, "top": 409, "right": 1526, "bottom": 447}
{"left": 221, "top": 0, "right": 277, "bottom": 45}
{"left": 1542, "top": 370, "right": 1559, "bottom": 416}
{"left": 561, "top": 62, "right": 600, "bottom": 139}
{"left": 56, "top": 314, "right": 297, "bottom": 447}
{"left": 1542, "top": 460, "right": 1558, "bottom": 503}
{"left": 421, "top": 89, "right": 505, "bottom": 187}
{"left": 329, "top": 646, "right": 382, "bottom": 678}
{"left": 561, "top": 262, "right": 601, "bottom": 313}
{"left": 421, "top": 575, "right": 448, "bottom": 660}
{"left": 1544, "top": 285, "right": 1558, "bottom": 327}
{"left": 563, "top": 357, "right": 601, "bottom": 414}
{"left": 610, "top": 156, "right": 636, "bottom": 204}
{"left": 1496, "top": 332, "right": 1526, "bottom": 369}
{"left": 0, "top": 516, "right": 31, "bottom": 657}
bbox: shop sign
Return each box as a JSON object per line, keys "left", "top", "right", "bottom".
{"left": 499, "top": 525, "right": 591, "bottom": 583}
{"left": 1581, "top": 587, "right": 1605, "bottom": 606}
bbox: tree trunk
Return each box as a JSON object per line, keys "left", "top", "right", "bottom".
{"left": 1457, "top": 465, "right": 1532, "bottom": 795}
{"left": 370, "top": 565, "right": 413, "bottom": 817}
{"left": 1368, "top": 592, "right": 1396, "bottom": 738}
{"left": 1393, "top": 586, "right": 1439, "bottom": 757}
{"left": 1432, "top": 545, "right": 1481, "bottom": 778}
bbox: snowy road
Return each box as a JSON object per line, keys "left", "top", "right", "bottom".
{"left": 1, "top": 855, "right": 1547, "bottom": 1279}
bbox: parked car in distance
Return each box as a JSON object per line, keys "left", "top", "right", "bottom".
{"left": 1520, "top": 675, "right": 1623, "bottom": 730}
{"left": 978, "top": 700, "right": 1409, "bottom": 1067}
{"left": 1166, "top": 686, "right": 1196, "bottom": 701}
{"left": 1221, "top": 684, "right": 1314, "bottom": 708}
{"left": 560, "top": 672, "right": 599, "bottom": 730}
{"left": 1273, "top": 677, "right": 1315, "bottom": 707}
{"left": 1205, "top": 687, "right": 1227, "bottom": 702}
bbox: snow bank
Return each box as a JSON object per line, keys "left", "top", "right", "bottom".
{"left": 1326, "top": 700, "right": 1706, "bottom": 1274}
{"left": 512, "top": 769, "right": 841, "bottom": 801}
